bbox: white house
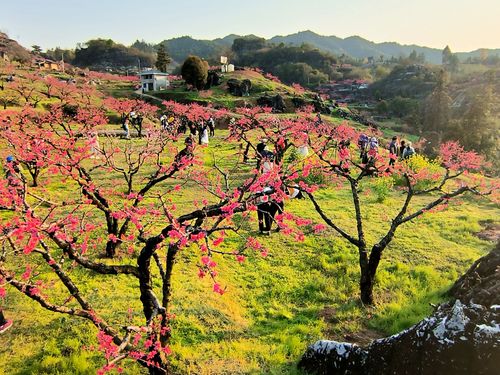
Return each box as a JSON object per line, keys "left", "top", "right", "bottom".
{"left": 139, "top": 70, "right": 169, "bottom": 92}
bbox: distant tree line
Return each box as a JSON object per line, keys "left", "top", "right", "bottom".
{"left": 231, "top": 37, "right": 339, "bottom": 86}
{"left": 72, "top": 39, "right": 155, "bottom": 69}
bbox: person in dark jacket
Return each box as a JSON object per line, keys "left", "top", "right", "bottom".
{"left": 174, "top": 137, "right": 195, "bottom": 167}
{"left": 256, "top": 187, "right": 283, "bottom": 235}
{"left": 256, "top": 138, "right": 267, "bottom": 170}
{"left": 399, "top": 140, "right": 406, "bottom": 161}
{"left": 388, "top": 136, "right": 399, "bottom": 166}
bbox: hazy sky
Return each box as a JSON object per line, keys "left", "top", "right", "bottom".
{"left": 1, "top": 0, "right": 499, "bottom": 52}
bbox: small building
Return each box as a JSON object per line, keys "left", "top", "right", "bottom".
{"left": 138, "top": 70, "right": 169, "bottom": 92}
{"left": 34, "top": 57, "right": 61, "bottom": 71}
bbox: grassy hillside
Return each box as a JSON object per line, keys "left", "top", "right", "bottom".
{"left": 150, "top": 70, "right": 302, "bottom": 109}
{"left": 0, "top": 129, "right": 497, "bottom": 374}
{"left": 0, "top": 66, "right": 498, "bottom": 374}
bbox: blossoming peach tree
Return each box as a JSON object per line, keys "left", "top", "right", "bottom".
{"left": 0, "top": 94, "right": 307, "bottom": 373}
{"left": 228, "top": 107, "right": 497, "bottom": 305}
{"left": 0, "top": 77, "right": 496, "bottom": 374}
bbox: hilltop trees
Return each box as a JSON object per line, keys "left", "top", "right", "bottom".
{"left": 442, "top": 45, "right": 459, "bottom": 72}
{"left": 232, "top": 36, "right": 267, "bottom": 54}
{"left": 74, "top": 39, "right": 155, "bottom": 69}
{"left": 181, "top": 55, "right": 208, "bottom": 90}
{"left": 155, "top": 44, "right": 171, "bottom": 73}
{"left": 421, "top": 70, "right": 452, "bottom": 153}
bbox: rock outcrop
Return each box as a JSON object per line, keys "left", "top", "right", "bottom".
{"left": 299, "top": 243, "right": 500, "bottom": 375}
{"left": 227, "top": 78, "right": 251, "bottom": 96}
{"left": 256, "top": 94, "right": 286, "bottom": 112}
{"left": 449, "top": 242, "right": 499, "bottom": 306}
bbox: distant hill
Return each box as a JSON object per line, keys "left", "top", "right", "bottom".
{"left": 73, "top": 39, "right": 155, "bottom": 70}
{"left": 155, "top": 30, "right": 499, "bottom": 65}
{"left": 0, "top": 32, "right": 31, "bottom": 62}
{"left": 269, "top": 31, "right": 444, "bottom": 64}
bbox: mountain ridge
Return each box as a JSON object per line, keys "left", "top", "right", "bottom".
{"left": 159, "top": 30, "right": 500, "bottom": 65}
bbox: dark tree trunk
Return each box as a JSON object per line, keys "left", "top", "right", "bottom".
{"left": 27, "top": 166, "right": 39, "bottom": 187}
{"left": 359, "top": 271, "right": 374, "bottom": 305}
{"left": 147, "top": 362, "right": 168, "bottom": 375}
{"left": 105, "top": 215, "right": 120, "bottom": 258}
{"left": 105, "top": 240, "right": 118, "bottom": 258}
{"left": 359, "top": 244, "right": 384, "bottom": 305}
{"left": 160, "top": 243, "right": 178, "bottom": 345}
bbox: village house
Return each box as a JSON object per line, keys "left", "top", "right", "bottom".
{"left": 33, "top": 57, "right": 61, "bottom": 71}
{"left": 139, "top": 70, "right": 169, "bottom": 92}
{"left": 319, "top": 79, "right": 370, "bottom": 103}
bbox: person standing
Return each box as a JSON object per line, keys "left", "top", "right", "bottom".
{"left": 89, "top": 131, "right": 100, "bottom": 158}
{"left": 160, "top": 114, "right": 168, "bottom": 130}
{"left": 388, "top": 136, "right": 399, "bottom": 166}
{"left": 5, "top": 156, "right": 26, "bottom": 202}
{"left": 208, "top": 116, "right": 215, "bottom": 137}
{"left": 403, "top": 141, "right": 416, "bottom": 159}
{"left": 256, "top": 187, "right": 283, "bottom": 235}
{"left": 122, "top": 116, "right": 130, "bottom": 139}
{"left": 256, "top": 138, "right": 267, "bottom": 170}
{"left": 399, "top": 140, "right": 406, "bottom": 161}
{"left": 200, "top": 125, "right": 209, "bottom": 146}
{"left": 358, "top": 134, "right": 369, "bottom": 164}
{"left": 174, "top": 137, "right": 196, "bottom": 167}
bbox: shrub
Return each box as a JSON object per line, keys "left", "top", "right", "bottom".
{"left": 372, "top": 176, "right": 394, "bottom": 202}
{"left": 181, "top": 55, "right": 208, "bottom": 90}
{"left": 394, "top": 154, "right": 442, "bottom": 191}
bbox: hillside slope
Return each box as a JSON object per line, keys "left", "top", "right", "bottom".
{"left": 0, "top": 32, "right": 31, "bottom": 62}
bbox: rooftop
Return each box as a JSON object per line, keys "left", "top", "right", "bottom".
{"left": 138, "top": 70, "right": 169, "bottom": 76}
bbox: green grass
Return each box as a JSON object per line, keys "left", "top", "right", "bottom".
{"left": 0, "top": 69, "right": 498, "bottom": 374}
{"left": 1, "top": 130, "right": 497, "bottom": 374}
{"left": 150, "top": 70, "right": 302, "bottom": 110}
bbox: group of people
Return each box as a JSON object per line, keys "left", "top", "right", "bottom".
{"left": 358, "top": 133, "right": 416, "bottom": 170}
{"left": 121, "top": 111, "right": 143, "bottom": 139}
{"left": 388, "top": 136, "right": 416, "bottom": 164}
{"left": 160, "top": 114, "right": 216, "bottom": 146}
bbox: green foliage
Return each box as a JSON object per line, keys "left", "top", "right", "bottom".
{"left": 155, "top": 43, "right": 171, "bottom": 73}
{"left": 274, "top": 62, "right": 329, "bottom": 86}
{"left": 74, "top": 38, "right": 155, "bottom": 68}
{"left": 234, "top": 43, "right": 337, "bottom": 85}
{"left": 451, "top": 85, "right": 498, "bottom": 161}
{"left": 44, "top": 47, "right": 75, "bottom": 64}
{"left": 371, "top": 176, "right": 394, "bottom": 203}
{"left": 394, "top": 154, "right": 442, "bottom": 190}
{"left": 369, "top": 64, "right": 437, "bottom": 100}
{"left": 442, "top": 45, "right": 459, "bottom": 73}
{"left": 181, "top": 55, "right": 208, "bottom": 90}
{"left": 386, "top": 96, "right": 419, "bottom": 118}
{"left": 232, "top": 36, "right": 267, "bottom": 54}
{"left": 420, "top": 70, "right": 452, "bottom": 153}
